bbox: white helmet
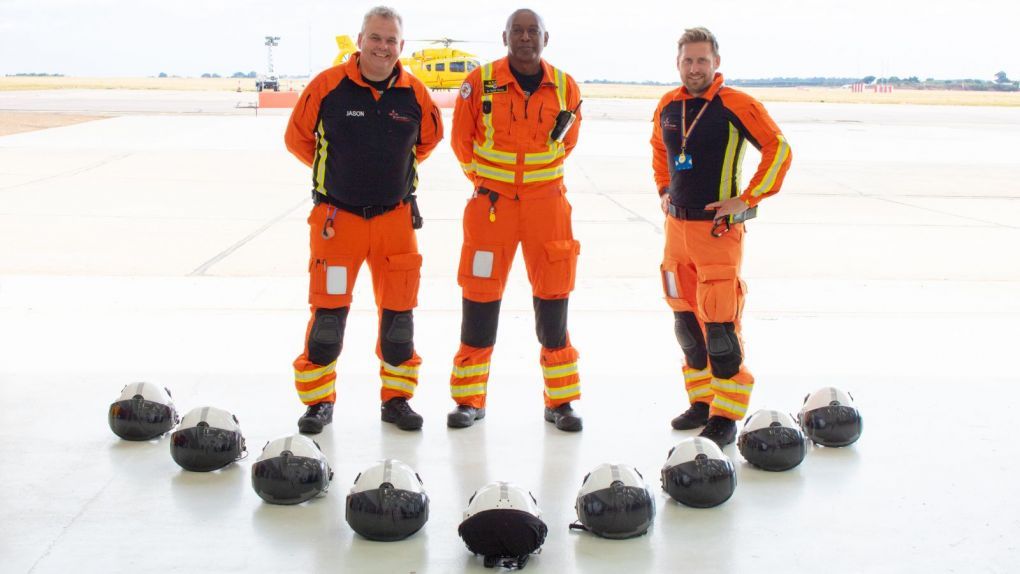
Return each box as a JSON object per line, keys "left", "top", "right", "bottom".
{"left": 737, "top": 410, "right": 806, "bottom": 471}
{"left": 798, "top": 387, "right": 863, "bottom": 447}
{"left": 251, "top": 435, "right": 333, "bottom": 505}
{"left": 170, "top": 406, "right": 246, "bottom": 472}
{"left": 571, "top": 463, "right": 655, "bottom": 539}
{"left": 459, "top": 481, "right": 547, "bottom": 570}
{"left": 346, "top": 459, "right": 429, "bottom": 541}
{"left": 661, "top": 437, "right": 737, "bottom": 508}
{"left": 108, "top": 382, "right": 179, "bottom": 441}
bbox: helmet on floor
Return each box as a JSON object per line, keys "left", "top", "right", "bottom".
{"left": 459, "top": 481, "right": 547, "bottom": 570}
{"left": 661, "top": 437, "right": 736, "bottom": 508}
{"left": 170, "top": 406, "right": 246, "bottom": 472}
{"left": 251, "top": 435, "right": 333, "bottom": 505}
{"left": 346, "top": 459, "right": 429, "bottom": 541}
{"left": 738, "top": 410, "right": 806, "bottom": 471}
{"left": 571, "top": 463, "right": 655, "bottom": 539}
{"left": 798, "top": 387, "right": 863, "bottom": 447}
{"left": 108, "top": 382, "right": 180, "bottom": 441}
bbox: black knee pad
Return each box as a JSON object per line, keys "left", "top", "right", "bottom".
{"left": 380, "top": 309, "right": 414, "bottom": 365}
{"left": 705, "top": 322, "right": 742, "bottom": 379}
{"left": 308, "top": 307, "right": 349, "bottom": 365}
{"left": 533, "top": 297, "right": 568, "bottom": 349}
{"left": 461, "top": 298, "right": 501, "bottom": 348}
{"left": 674, "top": 311, "right": 708, "bottom": 370}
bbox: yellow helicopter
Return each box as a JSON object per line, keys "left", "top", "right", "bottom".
{"left": 334, "top": 35, "right": 481, "bottom": 90}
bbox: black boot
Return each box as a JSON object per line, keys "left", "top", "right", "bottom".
{"left": 671, "top": 401, "right": 710, "bottom": 430}
{"left": 447, "top": 405, "right": 485, "bottom": 428}
{"left": 544, "top": 402, "right": 583, "bottom": 432}
{"left": 699, "top": 415, "right": 737, "bottom": 447}
{"left": 298, "top": 402, "right": 334, "bottom": 434}
{"left": 381, "top": 397, "right": 423, "bottom": 431}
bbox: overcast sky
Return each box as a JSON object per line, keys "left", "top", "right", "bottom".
{"left": 2, "top": 0, "right": 1017, "bottom": 82}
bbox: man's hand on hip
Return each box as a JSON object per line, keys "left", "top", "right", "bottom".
{"left": 705, "top": 197, "right": 749, "bottom": 220}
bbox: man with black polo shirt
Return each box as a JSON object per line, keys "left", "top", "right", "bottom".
{"left": 284, "top": 6, "right": 443, "bottom": 434}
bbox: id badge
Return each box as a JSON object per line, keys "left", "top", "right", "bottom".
{"left": 673, "top": 152, "right": 693, "bottom": 171}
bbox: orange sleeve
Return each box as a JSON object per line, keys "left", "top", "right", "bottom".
{"left": 722, "top": 90, "right": 792, "bottom": 207}
{"left": 562, "top": 74, "right": 582, "bottom": 159}
{"left": 650, "top": 94, "right": 672, "bottom": 194}
{"left": 284, "top": 68, "right": 344, "bottom": 167}
{"left": 451, "top": 69, "right": 482, "bottom": 181}
{"left": 412, "top": 81, "right": 444, "bottom": 162}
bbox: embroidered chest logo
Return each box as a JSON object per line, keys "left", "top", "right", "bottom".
{"left": 482, "top": 80, "right": 507, "bottom": 94}
{"left": 346, "top": 110, "right": 365, "bottom": 117}
{"left": 388, "top": 110, "right": 412, "bottom": 123}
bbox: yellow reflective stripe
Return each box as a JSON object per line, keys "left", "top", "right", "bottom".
{"left": 473, "top": 143, "right": 517, "bottom": 164}
{"left": 719, "top": 123, "right": 740, "bottom": 202}
{"left": 314, "top": 120, "right": 329, "bottom": 195}
{"left": 382, "top": 362, "right": 419, "bottom": 378}
{"left": 411, "top": 145, "right": 419, "bottom": 189}
{"left": 711, "top": 396, "right": 748, "bottom": 418}
{"left": 299, "top": 382, "right": 335, "bottom": 402}
{"left": 522, "top": 165, "right": 564, "bottom": 183}
{"left": 553, "top": 67, "right": 567, "bottom": 110}
{"left": 294, "top": 360, "right": 337, "bottom": 382}
{"left": 523, "top": 143, "right": 565, "bottom": 165}
{"left": 711, "top": 378, "right": 753, "bottom": 396}
{"left": 479, "top": 63, "right": 496, "bottom": 155}
{"left": 460, "top": 162, "right": 476, "bottom": 173}
{"left": 689, "top": 387, "right": 714, "bottom": 399}
{"left": 542, "top": 362, "right": 578, "bottom": 379}
{"left": 381, "top": 376, "right": 417, "bottom": 393}
{"left": 452, "top": 362, "right": 491, "bottom": 378}
{"left": 451, "top": 383, "right": 488, "bottom": 397}
{"left": 474, "top": 163, "right": 515, "bottom": 183}
{"left": 545, "top": 383, "right": 580, "bottom": 399}
{"left": 750, "top": 134, "right": 790, "bottom": 197}
{"left": 683, "top": 368, "right": 712, "bottom": 382}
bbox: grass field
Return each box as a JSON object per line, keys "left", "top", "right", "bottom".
{"left": 1, "top": 77, "right": 1018, "bottom": 107}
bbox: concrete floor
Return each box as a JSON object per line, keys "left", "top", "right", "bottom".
{"left": 1, "top": 93, "right": 1018, "bottom": 573}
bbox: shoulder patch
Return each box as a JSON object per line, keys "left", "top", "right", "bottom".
{"left": 460, "top": 82, "right": 472, "bottom": 99}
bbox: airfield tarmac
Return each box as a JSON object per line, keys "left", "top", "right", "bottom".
{"left": 1, "top": 90, "right": 1018, "bottom": 573}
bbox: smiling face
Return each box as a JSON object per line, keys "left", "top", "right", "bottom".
{"left": 677, "top": 41, "right": 720, "bottom": 97}
{"left": 357, "top": 15, "right": 404, "bottom": 82}
{"left": 503, "top": 10, "right": 548, "bottom": 72}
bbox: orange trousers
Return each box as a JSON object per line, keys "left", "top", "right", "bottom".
{"left": 293, "top": 201, "right": 423, "bottom": 406}
{"left": 661, "top": 217, "right": 754, "bottom": 421}
{"left": 450, "top": 191, "right": 581, "bottom": 409}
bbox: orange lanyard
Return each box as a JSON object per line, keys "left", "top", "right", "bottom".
{"left": 680, "top": 98, "right": 710, "bottom": 154}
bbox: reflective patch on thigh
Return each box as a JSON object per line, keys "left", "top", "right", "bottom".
{"left": 472, "top": 251, "right": 494, "bottom": 278}
{"left": 663, "top": 269, "right": 679, "bottom": 298}
{"left": 326, "top": 266, "right": 347, "bottom": 295}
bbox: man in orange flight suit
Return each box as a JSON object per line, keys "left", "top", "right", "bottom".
{"left": 284, "top": 7, "right": 442, "bottom": 434}
{"left": 651, "top": 27, "right": 792, "bottom": 446}
{"left": 446, "top": 8, "right": 584, "bottom": 431}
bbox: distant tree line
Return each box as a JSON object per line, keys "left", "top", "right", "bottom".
{"left": 584, "top": 72, "right": 1017, "bottom": 92}
{"left": 6, "top": 72, "right": 65, "bottom": 77}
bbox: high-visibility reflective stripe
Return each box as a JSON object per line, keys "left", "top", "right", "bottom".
{"left": 473, "top": 143, "right": 517, "bottom": 164}
{"left": 545, "top": 383, "right": 580, "bottom": 399}
{"left": 314, "top": 120, "right": 329, "bottom": 195}
{"left": 381, "top": 376, "right": 416, "bottom": 394}
{"left": 411, "top": 146, "right": 419, "bottom": 189}
{"left": 294, "top": 360, "right": 338, "bottom": 382}
{"left": 382, "top": 362, "right": 420, "bottom": 378}
{"left": 299, "top": 382, "right": 335, "bottom": 402}
{"left": 474, "top": 163, "right": 515, "bottom": 183}
{"left": 451, "top": 383, "right": 488, "bottom": 397}
{"left": 689, "top": 387, "right": 714, "bottom": 399}
{"left": 711, "top": 396, "right": 749, "bottom": 417}
{"left": 711, "top": 378, "right": 753, "bottom": 396}
{"left": 750, "top": 135, "right": 790, "bottom": 197}
{"left": 523, "top": 143, "right": 565, "bottom": 165}
{"left": 479, "top": 63, "right": 497, "bottom": 158}
{"left": 522, "top": 165, "right": 564, "bottom": 183}
{"left": 683, "top": 368, "right": 712, "bottom": 382}
{"left": 460, "top": 162, "right": 476, "bottom": 174}
{"left": 542, "top": 362, "right": 578, "bottom": 379}
{"left": 452, "top": 363, "right": 491, "bottom": 378}
{"left": 554, "top": 67, "right": 567, "bottom": 110}
{"left": 719, "top": 123, "right": 740, "bottom": 202}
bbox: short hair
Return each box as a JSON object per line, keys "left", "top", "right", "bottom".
{"left": 677, "top": 27, "right": 719, "bottom": 57}
{"left": 362, "top": 6, "right": 403, "bottom": 34}
{"left": 505, "top": 8, "right": 546, "bottom": 33}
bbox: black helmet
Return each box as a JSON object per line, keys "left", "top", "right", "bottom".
{"left": 170, "top": 406, "right": 246, "bottom": 472}
{"left": 798, "top": 387, "right": 863, "bottom": 447}
{"left": 459, "top": 481, "right": 547, "bottom": 570}
{"left": 252, "top": 435, "right": 333, "bottom": 505}
{"left": 346, "top": 459, "right": 429, "bottom": 541}
{"left": 661, "top": 437, "right": 736, "bottom": 508}
{"left": 108, "top": 382, "right": 179, "bottom": 441}
{"left": 738, "top": 410, "right": 806, "bottom": 471}
{"left": 571, "top": 463, "right": 655, "bottom": 539}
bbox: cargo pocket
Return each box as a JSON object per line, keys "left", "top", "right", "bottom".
{"left": 457, "top": 244, "right": 504, "bottom": 298}
{"left": 535, "top": 239, "right": 580, "bottom": 297}
{"left": 660, "top": 259, "right": 683, "bottom": 301}
{"left": 382, "top": 252, "right": 423, "bottom": 311}
{"left": 696, "top": 264, "right": 739, "bottom": 322}
{"left": 309, "top": 257, "right": 354, "bottom": 308}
